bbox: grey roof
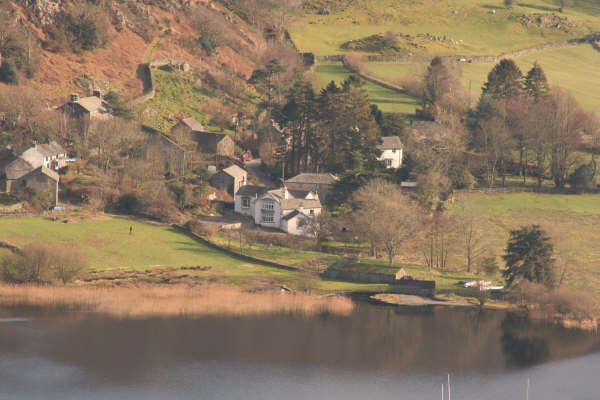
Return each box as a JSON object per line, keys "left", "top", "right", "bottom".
{"left": 34, "top": 142, "right": 67, "bottom": 158}
{"left": 285, "top": 173, "right": 339, "bottom": 185}
{"left": 236, "top": 185, "right": 268, "bottom": 197}
{"left": 288, "top": 189, "right": 312, "bottom": 199}
{"left": 282, "top": 209, "right": 308, "bottom": 221}
{"left": 268, "top": 188, "right": 322, "bottom": 210}
{"left": 76, "top": 96, "right": 108, "bottom": 114}
{"left": 181, "top": 117, "right": 206, "bottom": 132}
{"left": 377, "top": 136, "right": 403, "bottom": 150}
{"left": 40, "top": 166, "right": 59, "bottom": 182}
{"left": 223, "top": 164, "right": 247, "bottom": 179}
{"left": 5, "top": 158, "right": 34, "bottom": 180}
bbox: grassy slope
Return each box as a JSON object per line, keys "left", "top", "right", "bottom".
{"left": 290, "top": 0, "right": 600, "bottom": 56}
{"left": 314, "top": 62, "right": 419, "bottom": 114}
{"left": 0, "top": 214, "right": 483, "bottom": 294}
{"left": 453, "top": 192, "right": 600, "bottom": 299}
{"left": 365, "top": 43, "right": 600, "bottom": 111}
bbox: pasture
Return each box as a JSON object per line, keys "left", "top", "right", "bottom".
{"left": 290, "top": 0, "right": 600, "bottom": 56}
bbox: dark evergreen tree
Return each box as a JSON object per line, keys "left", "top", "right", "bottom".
{"left": 524, "top": 62, "right": 549, "bottom": 100}
{"left": 482, "top": 59, "right": 523, "bottom": 100}
{"left": 0, "top": 60, "right": 19, "bottom": 85}
{"left": 503, "top": 225, "right": 555, "bottom": 287}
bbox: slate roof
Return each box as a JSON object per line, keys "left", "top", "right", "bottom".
{"left": 236, "top": 185, "right": 268, "bottom": 197}
{"left": 285, "top": 173, "right": 339, "bottom": 185}
{"left": 5, "top": 158, "right": 34, "bottom": 180}
{"left": 267, "top": 188, "right": 322, "bottom": 210}
{"left": 37, "top": 142, "right": 67, "bottom": 157}
{"left": 181, "top": 117, "right": 206, "bottom": 132}
{"left": 40, "top": 166, "right": 59, "bottom": 182}
{"left": 223, "top": 164, "right": 247, "bottom": 179}
{"left": 77, "top": 96, "right": 108, "bottom": 114}
{"left": 377, "top": 136, "right": 403, "bottom": 150}
{"left": 281, "top": 209, "right": 308, "bottom": 221}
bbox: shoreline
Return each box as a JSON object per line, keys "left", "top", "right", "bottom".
{"left": 0, "top": 283, "right": 354, "bottom": 319}
{"left": 371, "top": 293, "right": 599, "bottom": 331}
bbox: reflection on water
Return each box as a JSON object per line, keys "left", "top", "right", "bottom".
{"left": 0, "top": 302, "right": 598, "bottom": 399}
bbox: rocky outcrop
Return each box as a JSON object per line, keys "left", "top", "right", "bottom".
{"left": 15, "top": 0, "right": 61, "bottom": 25}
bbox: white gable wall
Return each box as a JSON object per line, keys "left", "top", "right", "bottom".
{"left": 378, "top": 148, "right": 403, "bottom": 169}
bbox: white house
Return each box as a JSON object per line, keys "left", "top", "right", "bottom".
{"left": 377, "top": 136, "right": 403, "bottom": 169}
{"left": 234, "top": 184, "right": 322, "bottom": 236}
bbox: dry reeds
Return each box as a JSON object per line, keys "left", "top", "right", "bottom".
{"left": 0, "top": 284, "right": 354, "bottom": 319}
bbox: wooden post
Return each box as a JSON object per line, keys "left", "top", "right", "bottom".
{"left": 441, "top": 383, "right": 444, "bottom": 400}
{"left": 526, "top": 377, "right": 530, "bottom": 400}
{"left": 448, "top": 374, "right": 451, "bottom": 400}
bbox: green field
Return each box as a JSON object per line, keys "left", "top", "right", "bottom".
{"left": 453, "top": 192, "right": 600, "bottom": 299}
{"left": 365, "top": 43, "right": 600, "bottom": 111}
{"left": 290, "top": 0, "right": 600, "bottom": 56}
{"left": 314, "top": 62, "right": 419, "bottom": 114}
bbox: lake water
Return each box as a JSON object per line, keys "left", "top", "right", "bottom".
{"left": 0, "top": 301, "right": 599, "bottom": 400}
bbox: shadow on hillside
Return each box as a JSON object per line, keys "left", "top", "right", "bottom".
{"left": 516, "top": 3, "right": 559, "bottom": 12}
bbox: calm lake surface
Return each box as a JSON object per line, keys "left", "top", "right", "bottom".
{"left": 0, "top": 301, "right": 599, "bottom": 400}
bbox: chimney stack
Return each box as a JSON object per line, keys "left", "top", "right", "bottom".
{"left": 70, "top": 93, "right": 79, "bottom": 103}
{"left": 283, "top": 185, "right": 289, "bottom": 199}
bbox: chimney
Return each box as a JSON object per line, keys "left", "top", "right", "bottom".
{"left": 283, "top": 185, "right": 289, "bottom": 199}
{"left": 93, "top": 89, "right": 102, "bottom": 98}
{"left": 70, "top": 93, "right": 79, "bottom": 103}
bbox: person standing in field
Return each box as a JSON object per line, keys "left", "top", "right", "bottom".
{"left": 129, "top": 225, "right": 133, "bottom": 235}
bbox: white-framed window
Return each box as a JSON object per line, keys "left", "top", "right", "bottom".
{"left": 385, "top": 159, "right": 392, "bottom": 167}
{"left": 309, "top": 209, "right": 314, "bottom": 215}
{"left": 262, "top": 213, "right": 274, "bottom": 223}
{"left": 242, "top": 197, "right": 250, "bottom": 209}
{"left": 392, "top": 149, "right": 396, "bottom": 153}
{"left": 262, "top": 199, "right": 274, "bottom": 210}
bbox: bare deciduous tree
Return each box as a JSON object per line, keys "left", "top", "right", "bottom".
{"left": 353, "top": 180, "right": 423, "bottom": 266}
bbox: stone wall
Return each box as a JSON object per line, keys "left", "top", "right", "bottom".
{"left": 131, "top": 59, "right": 191, "bottom": 106}
{"left": 321, "top": 35, "right": 599, "bottom": 65}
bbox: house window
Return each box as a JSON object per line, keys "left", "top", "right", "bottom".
{"left": 392, "top": 149, "right": 396, "bottom": 153}
{"left": 262, "top": 199, "right": 274, "bottom": 211}
{"left": 385, "top": 159, "right": 392, "bottom": 167}
{"left": 242, "top": 197, "right": 250, "bottom": 209}
{"left": 309, "top": 209, "right": 314, "bottom": 215}
{"left": 262, "top": 213, "right": 274, "bottom": 223}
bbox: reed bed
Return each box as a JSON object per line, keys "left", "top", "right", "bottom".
{"left": 0, "top": 284, "right": 354, "bottom": 318}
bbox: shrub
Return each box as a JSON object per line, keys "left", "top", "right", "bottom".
{"left": 1, "top": 243, "right": 88, "bottom": 284}
{"left": 481, "top": 256, "right": 498, "bottom": 276}
{"left": 0, "top": 60, "right": 19, "bottom": 85}
{"left": 117, "top": 193, "right": 143, "bottom": 213}
{"left": 342, "top": 52, "right": 366, "bottom": 74}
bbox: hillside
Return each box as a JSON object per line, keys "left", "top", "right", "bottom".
{"left": 289, "top": 0, "right": 600, "bottom": 113}
{"left": 2, "top": 0, "right": 264, "bottom": 128}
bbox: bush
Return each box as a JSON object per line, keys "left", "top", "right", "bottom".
{"left": 1, "top": 243, "right": 87, "bottom": 284}
{"left": 342, "top": 52, "right": 366, "bottom": 74}
{"left": 481, "top": 256, "right": 499, "bottom": 276}
{"left": 0, "top": 60, "right": 19, "bottom": 85}
{"left": 117, "top": 193, "right": 143, "bottom": 213}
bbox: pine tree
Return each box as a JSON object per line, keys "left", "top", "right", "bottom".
{"left": 503, "top": 225, "right": 555, "bottom": 287}
{"left": 340, "top": 76, "right": 381, "bottom": 172}
{"left": 482, "top": 59, "right": 523, "bottom": 100}
{"left": 524, "top": 62, "right": 549, "bottom": 100}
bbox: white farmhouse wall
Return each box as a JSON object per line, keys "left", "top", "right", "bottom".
{"left": 378, "top": 148, "right": 403, "bottom": 169}
{"left": 234, "top": 195, "right": 256, "bottom": 216}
